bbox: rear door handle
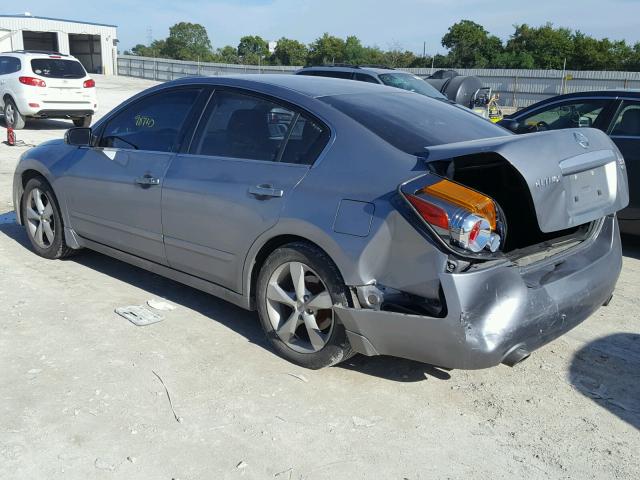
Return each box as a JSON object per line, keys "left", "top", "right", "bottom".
{"left": 135, "top": 175, "right": 160, "bottom": 186}
{"left": 249, "top": 184, "right": 284, "bottom": 198}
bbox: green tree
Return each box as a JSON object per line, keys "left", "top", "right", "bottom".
{"left": 162, "top": 22, "right": 213, "bottom": 61}
{"left": 215, "top": 45, "right": 240, "bottom": 64}
{"left": 506, "top": 23, "right": 573, "bottom": 69}
{"left": 272, "top": 37, "right": 308, "bottom": 66}
{"left": 130, "top": 39, "right": 167, "bottom": 58}
{"left": 238, "top": 35, "right": 268, "bottom": 64}
{"left": 442, "top": 20, "right": 503, "bottom": 67}
{"left": 344, "top": 36, "right": 367, "bottom": 65}
{"left": 307, "top": 33, "right": 346, "bottom": 65}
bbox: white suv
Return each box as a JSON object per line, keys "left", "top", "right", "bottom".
{"left": 0, "top": 50, "right": 98, "bottom": 129}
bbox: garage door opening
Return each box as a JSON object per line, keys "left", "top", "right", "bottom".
{"left": 22, "top": 31, "right": 58, "bottom": 52}
{"left": 69, "top": 34, "right": 102, "bottom": 74}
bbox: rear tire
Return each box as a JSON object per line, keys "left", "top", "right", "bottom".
{"left": 4, "top": 98, "right": 26, "bottom": 130}
{"left": 22, "top": 178, "right": 75, "bottom": 259}
{"left": 256, "top": 242, "right": 354, "bottom": 369}
{"left": 72, "top": 116, "right": 92, "bottom": 128}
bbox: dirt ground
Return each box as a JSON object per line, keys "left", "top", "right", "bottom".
{"left": 0, "top": 75, "right": 638, "bottom": 480}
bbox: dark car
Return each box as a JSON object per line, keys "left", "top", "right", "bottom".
{"left": 296, "top": 65, "right": 448, "bottom": 100}
{"left": 500, "top": 90, "right": 640, "bottom": 235}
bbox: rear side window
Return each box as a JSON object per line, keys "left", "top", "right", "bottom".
{"left": 30, "top": 59, "right": 86, "bottom": 79}
{"left": 191, "top": 90, "right": 329, "bottom": 165}
{"left": 322, "top": 91, "right": 507, "bottom": 154}
{"left": 100, "top": 88, "right": 200, "bottom": 152}
{"left": 0, "top": 56, "right": 21, "bottom": 75}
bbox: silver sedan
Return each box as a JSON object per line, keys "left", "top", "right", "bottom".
{"left": 12, "top": 75, "right": 629, "bottom": 370}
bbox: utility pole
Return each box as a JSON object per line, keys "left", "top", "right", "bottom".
{"left": 423, "top": 41, "right": 426, "bottom": 59}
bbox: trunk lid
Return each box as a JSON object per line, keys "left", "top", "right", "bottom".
{"left": 423, "top": 128, "right": 629, "bottom": 233}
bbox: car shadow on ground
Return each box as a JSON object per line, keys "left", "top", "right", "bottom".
{"left": 569, "top": 333, "right": 640, "bottom": 430}
{"left": 1, "top": 116, "right": 72, "bottom": 130}
{"left": 0, "top": 213, "right": 447, "bottom": 383}
{"left": 621, "top": 234, "right": 640, "bottom": 260}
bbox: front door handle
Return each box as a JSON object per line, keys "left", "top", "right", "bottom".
{"left": 135, "top": 175, "right": 160, "bottom": 186}
{"left": 249, "top": 184, "right": 284, "bottom": 198}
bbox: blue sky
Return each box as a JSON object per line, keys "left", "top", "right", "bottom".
{"left": 9, "top": 0, "right": 640, "bottom": 53}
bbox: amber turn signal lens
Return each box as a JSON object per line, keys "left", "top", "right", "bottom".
{"left": 419, "top": 180, "right": 497, "bottom": 230}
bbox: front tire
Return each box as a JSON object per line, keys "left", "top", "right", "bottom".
{"left": 4, "top": 98, "right": 26, "bottom": 130}
{"left": 256, "top": 242, "right": 354, "bottom": 369}
{"left": 72, "top": 116, "right": 92, "bottom": 128}
{"left": 22, "top": 178, "right": 74, "bottom": 259}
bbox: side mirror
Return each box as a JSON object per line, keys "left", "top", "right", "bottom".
{"left": 65, "top": 127, "right": 92, "bottom": 146}
{"left": 498, "top": 118, "right": 520, "bottom": 133}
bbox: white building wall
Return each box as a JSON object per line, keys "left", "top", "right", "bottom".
{"left": 0, "top": 16, "right": 118, "bottom": 74}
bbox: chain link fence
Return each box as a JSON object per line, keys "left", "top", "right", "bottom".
{"left": 118, "top": 55, "right": 640, "bottom": 109}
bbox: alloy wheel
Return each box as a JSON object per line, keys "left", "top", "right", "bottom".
{"left": 5, "top": 103, "right": 15, "bottom": 126}
{"left": 266, "top": 261, "right": 335, "bottom": 353}
{"left": 25, "top": 188, "right": 55, "bottom": 249}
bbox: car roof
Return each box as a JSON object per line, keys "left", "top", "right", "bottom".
{"left": 511, "top": 89, "right": 640, "bottom": 116}
{"left": 1, "top": 50, "right": 78, "bottom": 60}
{"left": 297, "top": 65, "right": 399, "bottom": 76}
{"left": 163, "top": 74, "right": 410, "bottom": 99}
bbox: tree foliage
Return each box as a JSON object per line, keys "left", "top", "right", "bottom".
{"left": 163, "top": 22, "right": 213, "bottom": 61}
{"left": 125, "top": 20, "right": 640, "bottom": 71}
{"left": 272, "top": 37, "right": 308, "bottom": 66}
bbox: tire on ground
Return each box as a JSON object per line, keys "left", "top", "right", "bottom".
{"left": 22, "top": 177, "right": 75, "bottom": 259}
{"left": 256, "top": 242, "right": 355, "bottom": 369}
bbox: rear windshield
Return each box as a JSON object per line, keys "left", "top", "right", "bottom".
{"left": 30, "top": 59, "right": 86, "bottom": 79}
{"left": 321, "top": 91, "right": 508, "bottom": 154}
{"left": 379, "top": 73, "right": 446, "bottom": 100}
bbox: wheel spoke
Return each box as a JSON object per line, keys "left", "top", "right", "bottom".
{"left": 267, "top": 281, "right": 296, "bottom": 307}
{"left": 42, "top": 203, "right": 53, "bottom": 220}
{"left": 277, "top": 310, "right": 301, "bottom": 340}
{"left": 26, "top": 206, "right": 40, "bottom": 221}
{"left": 289, "top": 262, "right": 307, "bottom": 301}
{"left": 307, "top": 291, "right": 333, "bottom": 310}
{"left": 302, "top": 312, "right": 325, "bottom": 351}
{"left": 35, "top": 222, "right": 44, "bottom": 246}
{"left": 27, "top": 218, "right": 38, "bottom": 237}
{"left": 43, "top": 222, "right": 54, "bottom": 244}
{"left": 33, "top": 189, "right": 45, "bottom": 214}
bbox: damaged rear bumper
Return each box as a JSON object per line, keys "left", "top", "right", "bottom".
{"left": 335, "top": 216, "right": 622, "bottom": 369}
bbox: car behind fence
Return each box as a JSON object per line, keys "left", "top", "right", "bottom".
{"left": 117, "top": 55, "right": 640, "bottom": 109}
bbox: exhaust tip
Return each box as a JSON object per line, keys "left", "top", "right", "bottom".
{"left": 502, "top": 346, "right": 531, "bottom": 367}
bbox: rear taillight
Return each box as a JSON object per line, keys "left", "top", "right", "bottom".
{"left": 403, "top": 178, "right": 506, "bottom": 253}
{"left": 83, "top": 79, "right": 95, "bottom": 88}
{"left": 19, "top": 76, "right": 46, "bottom": 87}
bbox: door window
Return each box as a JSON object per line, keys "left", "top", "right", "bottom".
{"left": 517, "top": 99, "right": 609, "bottom": 132}
{"left": 610, "top": 101, "right": 640, "bottom": 137}
{"left": 191, "top": 90, "right": 329, "bottom": 164}
{"left": 354, "top": 73, "right": 380, "bottom": 84}
{"left": 0, "top": 57, "right": 20, "bottom": 75}
{"left": 100, "top": 88, "right": 200, "bottom": 152}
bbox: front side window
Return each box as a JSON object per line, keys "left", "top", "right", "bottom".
{"left": 610, "top": 101, "right": 640, "bottom": 137}
{"left": 30, "top": 59, "right": 86, "bottom": 79}
{"left": 378, "top": 73, "right": 446, "bottom": 99}
{"left": 517, "top": 100, "right": 609, "bottom": 132}
{"left": 192, "top": 90, "right": 328, "bottom": 165}
{"left": 100, "top": 88, "right": 200, "bottom": 152}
